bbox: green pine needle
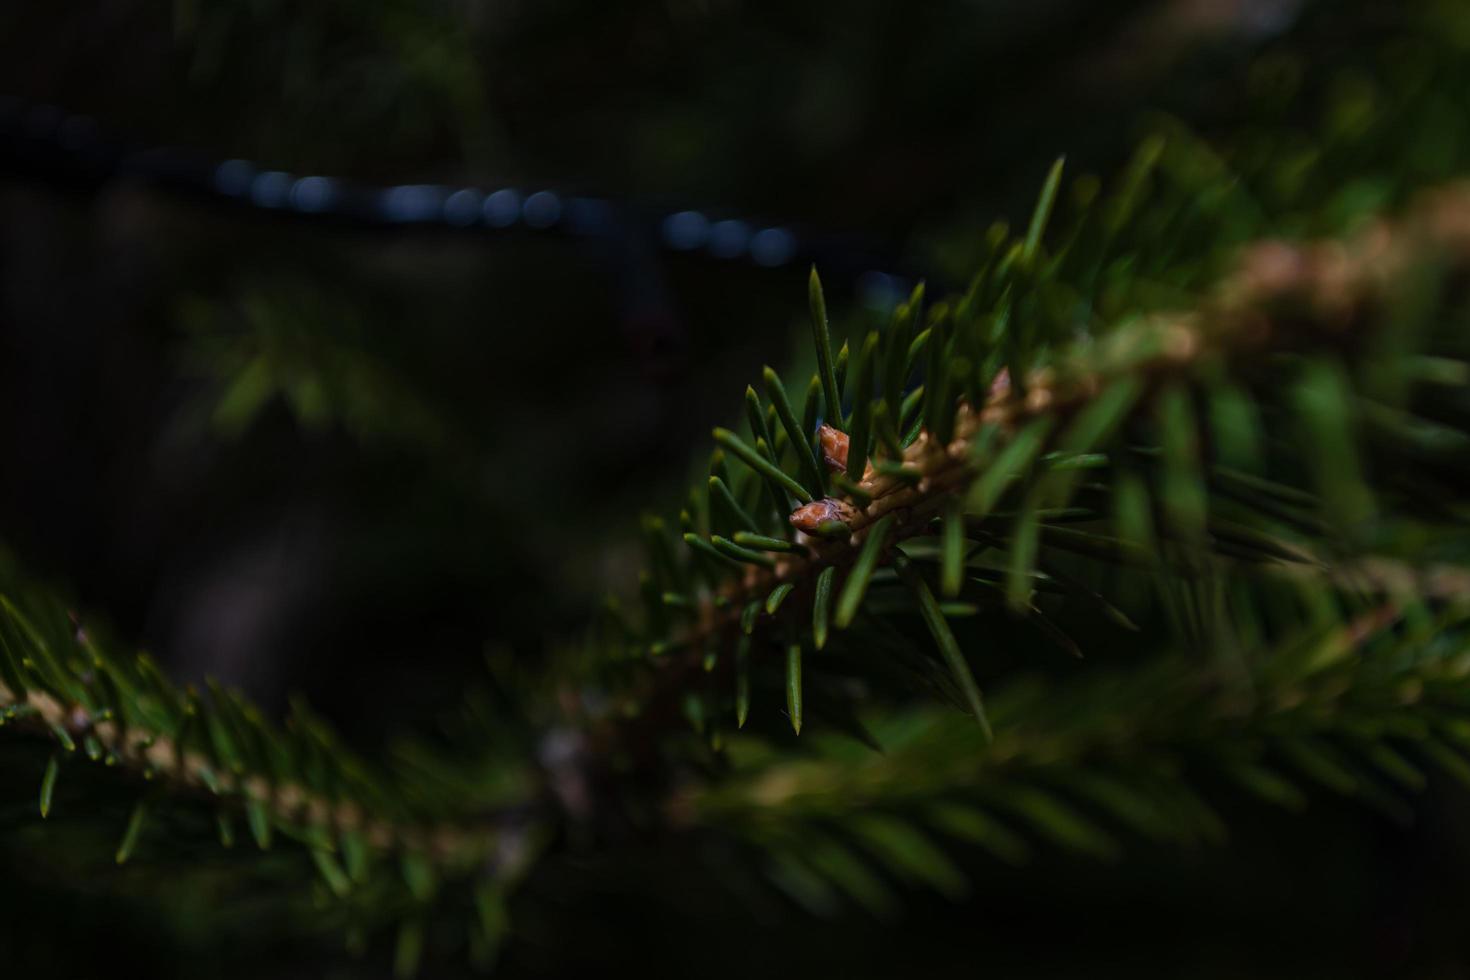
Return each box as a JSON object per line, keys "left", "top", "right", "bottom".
{"left": 808, "top": 267, "right": 843, "bottom": 430}
{"left": 922, "top": 315, "right": 950, "bottom": 438}
{"left": 1023, "top": 156, "right": 1066, "bottom": 262}
{"left": 801, "top": 374, "right": 823, "bottom": 451}
{"left": 967, "top": 417, "right": 1055, "bottom": 516}
{"left": 744, "top": 387, "right": 776, "bottom": 459}
{"left": 246, "top": 798, "right": 272, "bottom": 850}
{"left": 766, "top": 582, "right": 796, "bottom": 614}
{"left": 49, "top": 721, "right": 76, "bottom": 754}
{"left": 786, "top": 641, "right": 803, "bottom": 736}
{"left": 894, "top": 554, "right": 993, "bottom": 741}
{"left": 741, "top": 599, "right": 762, "bottom": 636}
{"left": 39, "top": 752, "right": 59, "bottom": 818}
{"left": 216, "top": 810, "right": 235, "bottom": 848}
{"left": 735, "top": 633, "right": 751, "bottom": 729}
{"left": 1005, "top": 500, "right": 1042, "bottom": 610}
{"left": 940, "top": 498, "right": 968, "bottom": 598}
{"left": 835, "top": 342, "right": 851, "bottom": 413}
{"left": 395, "top": 920, "right": 425, "bottom": 980}
{"left": 115, "top": 800, "right": 148, "bottom": 864}
{"left": 713, "top": 428, "right": 813, "bottom": 504}
{"left": 764, "top": 366, "right": 826, "bottom": 497}
{"left": 712, "top": 535, "right": 777, "bottom": 569}
{"left": 684, "top": 532, "right": 745, "bottom": 570}
{"left": 732, "top": 531, "right": 802, "bottom": 553}
{"left": 834, "top": 514, "right": 896, "bottom": 629}
{"left": 313, "top": 848, "right": 353, "bottom": 898}
{"left": 847, "top": 332, "right": 880, "bottom": 482}
{"left": 873, "top": 399, "right": 903, "bottom": 460}
{"left": 812, "top": 566, "right": 837, "bottom": 650}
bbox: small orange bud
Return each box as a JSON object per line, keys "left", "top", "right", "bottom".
{"left": 790, "top": 497, "right": 858, "bottom": 534}
{"left": 817, "top": 423, "right": 849, "bottom": 472}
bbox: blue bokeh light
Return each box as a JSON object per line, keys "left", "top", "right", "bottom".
{"left": 750, "top": 227, "right": 797, "bottom": 267}
{"left": 484, "top": 189, "right": 521, "bottom": 227}
{"left": 522, "top": 191, "right": 562, "bottom": 229}
{"left": 289, "top": 176, "right": 338, "bottom": 213}
{"left": 443, "top": 188, "right": 484, "bottom": 227}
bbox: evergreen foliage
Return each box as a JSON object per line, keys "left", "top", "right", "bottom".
{"left": 6, "top": 1, "right": 1470, "bottom": 975}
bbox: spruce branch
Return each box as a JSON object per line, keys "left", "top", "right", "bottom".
{"left": 9, "top": 162, "right": 1464, "bottom": 973}
{"left": 629, "top": 177, "right": 1470, "bottom": 747}
{"left": 671, "top": 604, "right": 1470, "bottom": 910}
{"left": 10, "top": 11, "right": 1470, "bottom": 967}
{"left": 0, "top": 678, "right": 508, "bottom": 862}
{"left": 0, "top": 574, "right": 545, "bottom": 965}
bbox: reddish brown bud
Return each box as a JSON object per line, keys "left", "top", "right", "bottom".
{"left": 818, "top": 423, "right": 849, "bottom": 472}
{"left": 817, "top": 423, "right": 876, "bottom": 480}
{"left": 790, "top": 497, "right": 858, "bottom": 534}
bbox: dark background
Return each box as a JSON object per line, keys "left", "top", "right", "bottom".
{"left": 4, "top": 1, "right": 1469, "bottom": 976}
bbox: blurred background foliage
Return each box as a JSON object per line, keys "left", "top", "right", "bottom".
{"left": 5, "top": 0, "right": 1470, "bottom": 976}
